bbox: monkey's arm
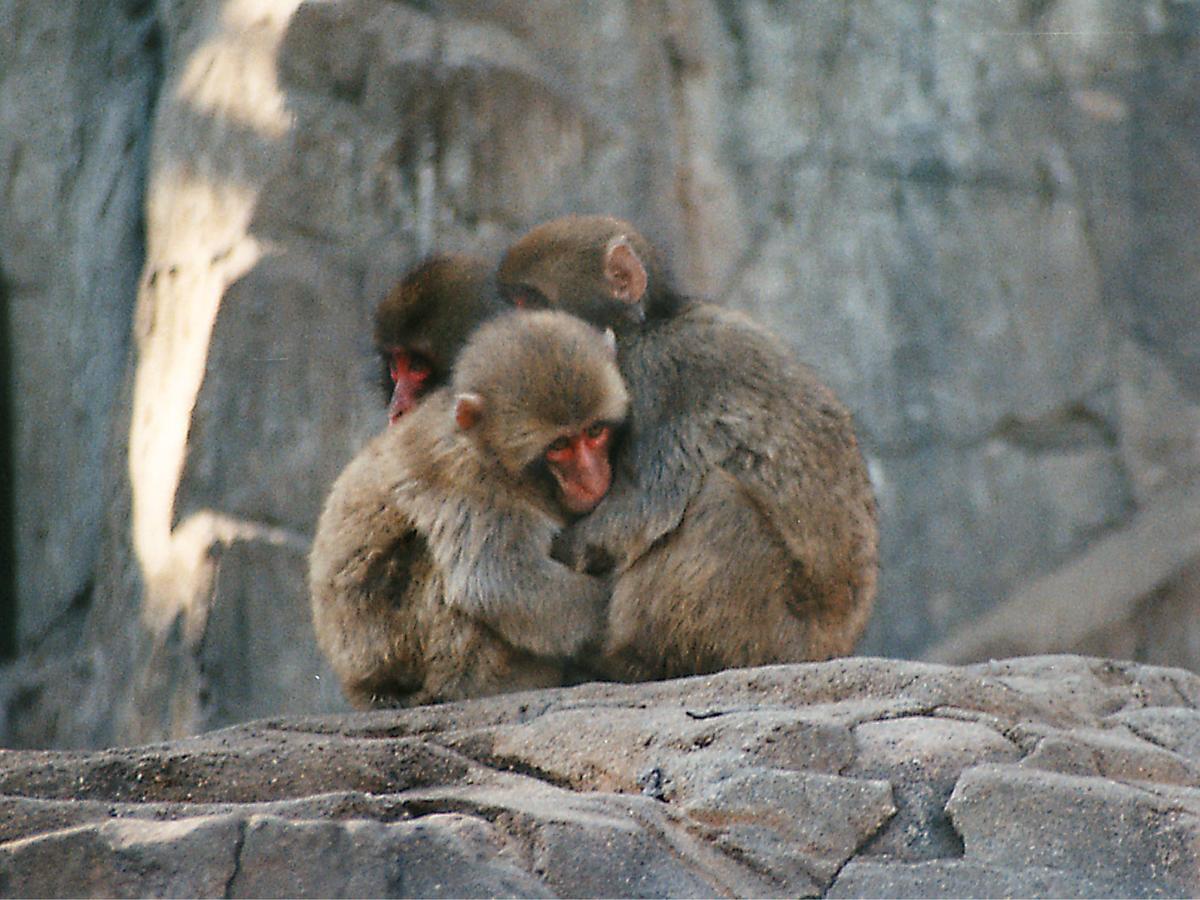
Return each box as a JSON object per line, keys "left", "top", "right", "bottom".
{"left": 553, "top": 425, "right": 706, "bottom": 574}
{"left": 439, "top": 510, "right": 610, "bottom": 659}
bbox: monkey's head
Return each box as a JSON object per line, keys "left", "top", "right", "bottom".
{"left": 375, "top": 253, "right": 504, "bottom": 423}
{"left": 497, "top": 215, "right": 679, "bottom": 333}
{"left": 452, "top": 310, "right": 629, "bottom": 516}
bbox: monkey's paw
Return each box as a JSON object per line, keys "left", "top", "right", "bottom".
{"left": 551, "top": 528, "right": 616, "bottom": 575}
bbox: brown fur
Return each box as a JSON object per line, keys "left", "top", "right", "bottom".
{"left": 310, "top": 310, "right": 627, "bottom": 707}
{"left": 499, "top": 215, "right": 879, "bottom": 681}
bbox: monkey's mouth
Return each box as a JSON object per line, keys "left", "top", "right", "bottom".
{"left": 549, "top": 441, "right": 613, "bottom": 515}
{"left": 556, "top": 479, "right": 608, "bottom": 516}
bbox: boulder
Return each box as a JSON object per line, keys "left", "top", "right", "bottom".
{"left": 2, "top": 656, "right": 1198, "bottom": 897}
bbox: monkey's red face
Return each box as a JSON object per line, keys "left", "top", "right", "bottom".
{"left": 544, "top": 423, "right": 615, "bottom": 515}
{"left": 387, "top": 349, "right": 434, "bottom": 423}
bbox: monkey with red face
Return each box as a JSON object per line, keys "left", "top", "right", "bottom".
{"left": 374, "top": 253, "right": 504, "bottom": 422}
{"left": 499, "top": 215, "right": 879, "bottom": 681}
{"left": 310, "top": 309, "right": 627, "bottom": 707}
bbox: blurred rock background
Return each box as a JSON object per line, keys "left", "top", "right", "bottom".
{"left": 1, "top": 0, "right": 1198, "bottom": 749}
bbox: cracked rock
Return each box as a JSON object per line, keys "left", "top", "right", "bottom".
{"left": 2, "top": 656, "right": 1197, "bottom": 896}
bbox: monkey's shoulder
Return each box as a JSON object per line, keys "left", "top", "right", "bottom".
{"left": 625, "top": 302, "right": 813, "bottom": 405}
{"left": 686, "top": 303, "right": 849, "bottom": 405}
{"left": 316, "top": 428, "right": 411, "bottom": 528}
{"left": 634, "top": 302, "right": 776, "bottom": 366}
{"left": 624, "top": 303, "right": 859, "bottom": 475}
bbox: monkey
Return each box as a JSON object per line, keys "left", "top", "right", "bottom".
{"left": 374, "top": 253, "right": 504, "bottom": 422}
{"left": 307, "top": 252, "right": 504, "bottom": 707}
{"left": 309, "top": 309, "right": 628, "bottom": 707}
{"left": 497, "top": 214, "right": 879, "bottom": 681}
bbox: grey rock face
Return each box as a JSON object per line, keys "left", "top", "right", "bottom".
{"left": 3, "top": 0, "right": 1200, "bottom": 750}
{"left": 2, "top": 656, "right": 1199, "bottom": 898}
{"left": 829, "top": 859, "right": 1112, "bottom": 900}
{"left": 851, "top": 716, "right": 1019, "bottom": 859}
{"left": 947, "top": 765, "right": 1200, "bottom": 898}
{"left": 1, "top": 0, "right": 158, "bottom": 645}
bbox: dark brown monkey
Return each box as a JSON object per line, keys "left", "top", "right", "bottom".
{"left": 310, "top": 310, "right": 627, "bottom": 707}
{"left": 498, "top": 215, "right": 879, "bottom": 680}
{"left": 374, "top": 253, "right": 504, "bottom": 421}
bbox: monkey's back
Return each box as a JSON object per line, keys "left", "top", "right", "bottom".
{"left": 608, "top": 300, "right": 879, "bottom": 669}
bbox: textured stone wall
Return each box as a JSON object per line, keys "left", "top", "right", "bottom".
{"left": 0, "top": 0, "right": 159, "bottom": 645}
{"left": 1, "top": 0, "right": 1199, "bottom": 749}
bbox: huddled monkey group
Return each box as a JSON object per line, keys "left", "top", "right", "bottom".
{"left": 308, "top": 215, "right": 879, "bottom": 709}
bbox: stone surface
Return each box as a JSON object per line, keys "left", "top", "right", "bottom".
{"left": 851, "top": 716, "right": 1019, "bottom": 859}
{"left": 828, "top": 859, "right": 1111, "bottom": 900}
{"left": 0, "top": 0, "right": 158, "bottom": 644}
{"left": 1, "top": 656, "right": 1199, "bottom": 897}
{"left": 2, "top": 0, "right": 1200, "bottom": 752}
{"left": 0, "top": 816, "right": 241, "bottom": 899}
{"left": 1113, "top": 705, "right": 1200, "bottom": 760}
{"left": 947, "top": 764, "right": 1200, "bottom": 898}
{"left": 232, "top": 813, "right": 550, "bottom": 899}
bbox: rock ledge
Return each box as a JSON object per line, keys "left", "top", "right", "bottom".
{"left": 2, "top": 655, "right": 1199, "bottom": 898}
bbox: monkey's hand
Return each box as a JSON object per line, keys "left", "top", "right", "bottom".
{"left": 551, "top": 524, "right": 616, "bottom": 575}
{"left": 443, "top": 511, "right": 615, "bottom": 659}
{"left": 551, "top": 500, "right": 656, "bottom": 573}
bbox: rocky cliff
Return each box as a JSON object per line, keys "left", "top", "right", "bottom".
{"left": 2, "top": 0, "right": 1200, "bottom": 750}
{"left": 2, "top": 656, "right": 1199, "bottom": 897}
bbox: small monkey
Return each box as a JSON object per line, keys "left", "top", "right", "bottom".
{"left": 498, "top": 215, "right": 879, "bottom": 680}
{"left": 374, "top": 253, "right": 504, "bottom": 421}
{"left": 308, "top": 254, "right": 503, "bottom": 706}
{"left": 310, "top": 310, "right": 627, "bottom": 707}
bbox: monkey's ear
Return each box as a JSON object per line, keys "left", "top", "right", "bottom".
{"left": 454, "top": 392, "right": 485, "bottom": 431}
{"left": 602, "top": 327, "right": 618, "bottom": 358}
{"left": 603, "top": 236, "right": 648, "bottom": 305}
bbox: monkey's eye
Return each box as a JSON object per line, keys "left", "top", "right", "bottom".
{"left": 391, "top": 350, "right": 433, "bottom": 384}
{"left": 546, "top": 435, "right": 573, "bottom": 461}
{"left": 585, "top": 423, "right": 609, "bottom": 440}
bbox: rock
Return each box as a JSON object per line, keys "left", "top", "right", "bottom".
{"left": 2, "top": 656, "right": 1200, "bottom": 897}
{"left": 0, "top": 0, "right": 157, "bottom": 645}
{"left": 1021, "top": 725, "right": 1200, "bottom": 786}
{"left": 679, "top": 766, "right": 895, "bottom": 882}
{"left": 0, "top": 816, "right": 241, "bottom": 899}
{"left": 947, "top": 764, "right": 1200, "bottom": 898}
{"left": 851, "top": 716, "right": 1019, "bottom": 859}
{"left": 1112, "top": 706, "right": 1200, "bottom": 760}
{"left": 231, "top": 814, "right": 549, "bottom": 899}
{"left": 3, "top": 0, "right": 1200, "bottom": 756}
{"left": 829, "top": 859, "right": 1111, "bottom": 899}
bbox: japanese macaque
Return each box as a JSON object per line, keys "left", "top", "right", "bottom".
{"left": 309, "top": 310, "right": 627, "bottom": 707}
{"left": 307, "top": 252, "right": 502, "bottom": 707}
{"left": 498, "top": 215, "right": 879, "bottom": 681}
{"left": 374, "top": 253, "right": 504, "bottom": 422}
